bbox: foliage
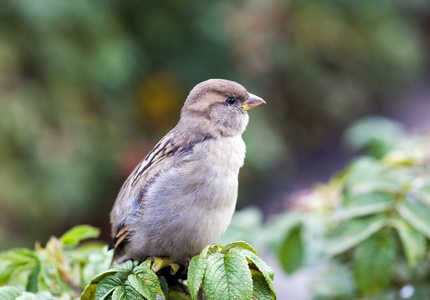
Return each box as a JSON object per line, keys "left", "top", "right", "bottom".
{"left": 80, "top": 242, "right": 275, "bottom": 300}
{"left": 0, "top": 0, "right": 428, "bottom": 251}
{"left": 267, "top": 117, "right": 430, "bottom": 299}
{"left": 0, "top": 227, "right": 276, "bottom": 300}
{"left": 0, "top": 225, "right": 110, "bottom": 299}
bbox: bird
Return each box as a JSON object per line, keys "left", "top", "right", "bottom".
{"left": 109, "top": 79, "right": 265, "bottom": 264}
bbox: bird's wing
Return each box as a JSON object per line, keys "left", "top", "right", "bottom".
{"left": 109, "top": 129, "right": 195, "bottom": 255}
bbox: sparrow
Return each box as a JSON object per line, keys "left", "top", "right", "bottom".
{"left": 109, "top": 79, "right": 265, "bottom": 264}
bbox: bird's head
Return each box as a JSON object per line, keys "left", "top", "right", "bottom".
{"left": 180, "top": 79, "right": 265, "bottom": 138}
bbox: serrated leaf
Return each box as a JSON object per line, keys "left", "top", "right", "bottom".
{"left": 110, "top": 285, "right": 149, "bottom": 300}
{"left": 250, "top": 270, "right": 275, "bottom": 300}
{"left": 198, "top": 245, "right": 212, "bottom": 259}
{"left": 0, "top": 286, "right": 23, "bottom": 300}
{"left": 82, "top": 260, "right": 135, "bottom": 299}
{"left": 234, "top": 249, "right": 275, "bottom": 297}
{"left": 220, "top": 241, "right": 257, "bottom": 256}
{"left": 113, "top": 260, "right": 135, "bottom": 273}
{"left": 397, "top": 200, "right": 430, "bottom": 239}
{"left": 112, "top": 286, "right": 126, "bottom": 300}
{"left": 391, "top": 218, "right": 427, "bottom": 268}
{"left": 353, "top": 233, "right": 395, "bottom": 296}
{"left": 276, "top": 225, "right": 303, "bottom": 274}
{"left": 26, "top": 264, "right": 40, "bottom": 293}
{"left": 112, "top": 284, "right": 145, "bottom": 300}
{"left": 96, "top": 275, "right": 123, "bottom": 300}
{"left": 326, "top": 214, "right": 386, "bottom": 256}
{"left": 188, "top": 253, "right": 208, "bottom": 300}
{"left": 124, "top": 281, "right": 145, "bottom": 300}
{"left": 130, "top": 264, "right": 165, "bottom": 300}
{"left": 203, "top": 251, "right": 252, "bottom": 300}
{"left": 60, "top": 225, "right": 100, "bottom": 248}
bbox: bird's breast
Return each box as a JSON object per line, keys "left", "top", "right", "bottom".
{"left": 127, "top": 135, "right": 247, "bottom": 259}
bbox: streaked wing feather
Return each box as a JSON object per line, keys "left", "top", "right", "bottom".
{"left": 110, "top": 130, "right": 193, "bottom": 251}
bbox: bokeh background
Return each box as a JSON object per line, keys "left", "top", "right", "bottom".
{"left": 1, "top": 0, "right": 429, "bottom": 259}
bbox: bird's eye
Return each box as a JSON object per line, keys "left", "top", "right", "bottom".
{"left": 226, "top": 97, "right": 236, "bottom": 105}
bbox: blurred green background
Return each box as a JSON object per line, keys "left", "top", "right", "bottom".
{"left": 0, "top": 0, "right": 429, "bottom": 250}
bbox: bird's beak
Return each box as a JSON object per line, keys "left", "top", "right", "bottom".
{"left": 242, "top": 93, "right": 266, "bottom": 111}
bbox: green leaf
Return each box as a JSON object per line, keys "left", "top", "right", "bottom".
{"left": 266, "top": 211, "right": 303, "bottom": 247}
{"left": 26, "top": 264, "right": 40, "bottom": 293}
{"left": 198, "top": 245, "right": 212, "bottom": 259}
{"left": 203, "top": 251, "right": 253, "bottom": 300}
{"left": 81, "top": 283, "right": 97, "bottom": 300}
{"left": 0, "top": 248, "right": 40, "bottom": 287}
{"left": 353, "top": 233, "right": 396, "bottom": 296}
{"left": 1, "top": 249, "right": 42, "bottom": 290}
{"left": 112, "top": 286, "right": 126, "bottom": 300}
{"left": 60, "top": 225, "right": 101, "bottom": 248}
{"left": 311, "top": 262, "right": 354, "bottom": 299}
{"left": 0, "top": 248, "right": 39, "bottom": 264}
{"left": 391, "top": 218, "right": 427, "bottom": 268}
{"left": 221, "top": 241, "right": 258, "bottom": 256}
{"left": 333, "top": 192, "right": 394, "bottom": 221}
{"left": 29, "top": 290, "right": 63, "bottom": 300}
{"left": 219, "top": 207, "right": 265, "bottom": 252}
{"left": 342, "top": 157, "right": 405, "bottom": 195}
{"left": 81, "top": 246, "right": 113, "bottom": 284}
{"left": 130, "top": 264, "right": 165, "bottom": 300}
{"left": 40, "top": 260, "right": 68, "bottom": 295}
{"left": 343, "top": 116, "right": 405, "bottom": 158}
{"left": 234, "top": 248, "right": 275, "bottom": 297}
{"left": 112, "top": 260, "right": 135, "bottom": 273}
{"left": 326, "top": 214, "right": 386, "bottom": 256}
{"left": 82, "top": 260, "right": 134, "bottom": 300}
{"left": 96, "top": 275, "right": 122, "bottom": 300}
{"left": 124, "top": 281, "right": 145, "bottom": 300}
{"left": 158, "top": 276, "right": 168, "bottom": 299}
{"left": 188, "top": 253, "right": 208, "bottom": 300}
{"left": 276, "top": 225, "right": 303, "bottom": 274}
{"left": 110, "top": 282, "right": 145, "bottom": 300}
{"left": 397, "top": 200, "right": 430, "bottom": 239}
{"left": 0, "top": 286, "right": 23, "bottom": 300}
{"left": 251, "top": 270, "right": 275, "bottom": 300}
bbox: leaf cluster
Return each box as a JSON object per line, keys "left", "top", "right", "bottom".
{"left": 267, "top": 117, "right": 430, "bottom": 299}
{"left": 0, "top": 225, "right": 111, "bottom": 299}
{"left": 0, "top": 229, "right": 276, "bottom": 300}
{"left": 81, "top": 242, "right": 275, "bottom": 300}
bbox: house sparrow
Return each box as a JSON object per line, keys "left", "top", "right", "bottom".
{"left": 109, "top": 79, "right": 265, "bottom": 264}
